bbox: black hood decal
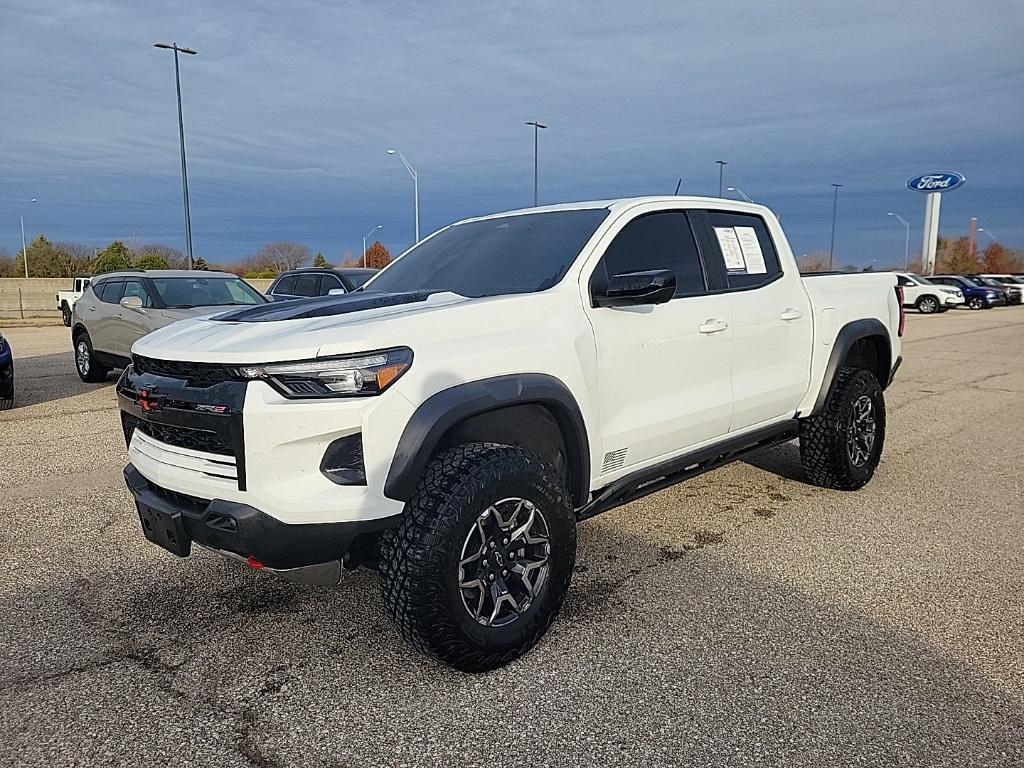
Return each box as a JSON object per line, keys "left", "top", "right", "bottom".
{"left": 211, "top": 290, "right": 436, "bottom": 323}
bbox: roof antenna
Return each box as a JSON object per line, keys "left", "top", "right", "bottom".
{"left": 674, "top": 178, "right": 682, "bottom": 195}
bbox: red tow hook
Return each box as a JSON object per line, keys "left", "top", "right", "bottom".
{"left": 246, "top": 555, "right": 265, "bottom": 570}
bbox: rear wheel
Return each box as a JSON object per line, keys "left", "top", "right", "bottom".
{"left": 73, "top": 331, "right": 109, "bottom": 383}
{"left": 61, "top": 304, "right": 72, "bottom": 327}
{"left": 379, "top": 443, "right": 576, "bottom": 672}
{"left": 916, "top": 295, "right": 939, "bottom": 314}
{"left": 799, "top": 367, "right": 885, "bottom": 491}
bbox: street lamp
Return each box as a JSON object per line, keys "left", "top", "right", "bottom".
{"left": 525, "top": 121, "right": 547, "bottom": 206}
{"left": 977, "top": 227, "right": 998, "bottom": 243}
{"left": 20, "top": 198, "right": 37, "bottom": 278}
{"left": 362, "top": 224, "right": 383, "bottom": 267}
{"left": 726, "top": 186, "right": 754, "bottom": 203}
{"left": 154, "top": 42, "right": 197, "bottom": 269}
{"left": 887, "top": 212, "right": 911, "bottom": 270}
{"left": 828, "top": 183, "right": 843, "bottom": 271}
{"left": 715, "top": 160, "right": 727, "bottom": 197}
{"left": 387, "top": 149, "right": 419, "bottom": 243}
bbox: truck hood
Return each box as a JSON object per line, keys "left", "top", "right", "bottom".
{"left": 132, "top": 290, "right": 471, "bottom": 363}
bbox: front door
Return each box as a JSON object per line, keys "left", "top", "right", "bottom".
{"left": 584, "top": 208, "right": 734, "bottom": 475}
{"left": 109, "top": 279, "right": 160, "bottom": 357}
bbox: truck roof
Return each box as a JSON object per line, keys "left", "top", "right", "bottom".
{"left": 458, "top": 196, "right": 775, "bottom": 224}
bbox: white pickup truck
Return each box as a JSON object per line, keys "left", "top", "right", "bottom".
{"left": 116, "top": 197, "right": 903, "bottom": 671}
{"left": 56, "top": 276, "right": 91, "bottom": 327}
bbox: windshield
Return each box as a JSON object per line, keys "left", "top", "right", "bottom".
{"left": 963, "top": 276, "right": 987, "bottom": 286}
{"left": 367, "top": 209, "right": 609, "bottom": 298}
{"left": 344, "top": 269, "right": 377, "bottom": 288}
{"left": 909, "top": 274, "right": 934, "bottom": 285}
{"left": 151, "top": 277, "right": 266, "bottom": 308}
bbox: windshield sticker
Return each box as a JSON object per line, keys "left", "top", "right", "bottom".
{"left": 735, "top": 226, "right": 767, "bottom": 274}
{"left": 714, "top": 227, "right": 747, "bottom": 272}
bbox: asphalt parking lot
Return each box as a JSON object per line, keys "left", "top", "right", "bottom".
{"left": 1, "top": 310, "right": 1022, "bottom": 767}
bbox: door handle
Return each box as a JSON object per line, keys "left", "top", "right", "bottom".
{"left": 698, "top": 318, "right": 729, "bottom": 334}
{"left": 87, "top": 306, "right": 96, "bottom": 311}
{"left": 780, "top": 308, "right": 804, "bottom": 321}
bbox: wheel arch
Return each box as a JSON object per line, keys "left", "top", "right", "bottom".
{"left": 383, "top": 374, "right": 591, "bottom": 508}
{"left": 809, "top": 319, "right": 892, "bottom": 416}
{"left": 71, "top": 322, "right": 89, "bottom": 343}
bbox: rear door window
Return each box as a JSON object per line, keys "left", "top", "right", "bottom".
{"left": 97, "top": 280, "right": 125, "bottom": 303}
{"left": 706, "top": 211, "right": 782, "bottom": 290}
{"left": 293, "top": 274, "right": 320, "bottom": 297}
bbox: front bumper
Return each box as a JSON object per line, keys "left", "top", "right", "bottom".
{"left": 124, "top": 463, "right": 399, "bottom": 573}
{"left": 942, "top": 295, "right": 965, "bottom": 306}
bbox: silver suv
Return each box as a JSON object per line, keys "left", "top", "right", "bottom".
{"left": 71, "top": 270, "right": 266, "bottom": 382}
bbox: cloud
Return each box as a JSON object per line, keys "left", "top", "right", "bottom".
{"left": 1, "top": 0, "right": 1021, "bottom": 261}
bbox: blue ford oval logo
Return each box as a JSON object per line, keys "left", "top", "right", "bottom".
{"left": 907, "top": 172, "right": 966, "bottom": 193}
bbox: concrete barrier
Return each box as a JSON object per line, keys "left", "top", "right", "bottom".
{"left": 0, "top": 277, "right": 275, "bottom": 320}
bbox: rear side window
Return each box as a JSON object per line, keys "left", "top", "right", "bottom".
{"left": 706, "top": 211, "right": 782, "bottom": 290}
{"left": 96, "top": 280, "right": 125, "bottom": 303}
{"left": 598, "top": 211, "right": 706, "bottom": 296}
{"left": 293, "top": 274, "right": 320, "bottom": 297}
{"left": 273, "top": 275, "right": 298, "bottom": 295}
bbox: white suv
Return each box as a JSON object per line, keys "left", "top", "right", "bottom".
{"left": 895, "top": 272, "right": 964, "bottom": 313}
{"left": 117, "top": 198, "right": 903, "bottom": 670}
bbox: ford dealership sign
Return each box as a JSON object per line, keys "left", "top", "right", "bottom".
{"left": 907, "top": 172, "right": 966, "bottom": 193}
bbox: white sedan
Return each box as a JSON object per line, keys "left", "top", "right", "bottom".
{"left": 895, "top": 272, "right": 965, "bottom": 313}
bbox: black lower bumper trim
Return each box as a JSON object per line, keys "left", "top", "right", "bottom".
{"left": 124, "top": 464, "right": 400, "bottom": 569}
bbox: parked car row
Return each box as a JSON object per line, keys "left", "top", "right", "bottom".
{"left": 896, "top": 272, "right": 1024, "bottom": 313}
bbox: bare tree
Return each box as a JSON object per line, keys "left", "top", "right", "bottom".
{"left": 137, "top": 243, "right": 188, "bottom": 269}
{"left": 54, "top": 242, "right": 94, "bottom": 277}
{"left": 796, "top": 250, "right": 831, "bottom": 273}
{"left": 254, "top": 242, "right": 311, "bottom": 272}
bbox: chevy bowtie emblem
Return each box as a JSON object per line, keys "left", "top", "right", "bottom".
{"left": 137, "top": 388, "right": 165, "bottom": 413}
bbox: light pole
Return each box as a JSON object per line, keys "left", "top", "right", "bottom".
{"left": 716, "top": 161, "right": 727, "bottom": 197}
{"left": 362, "top": 224, "right": 383, "bottom": 267}
{"left": 154, "top": 42, "right": 197, "bottom": 269}
{"left": 726, "top": 186, "right": 754, "bottom": 203}
{"left": 387, "top": 149, "right": 419, "bottom": 243}
{"left": 887, "top": 212, "right": 910, "bottom": 270}
{"left": 525, "top": 121, "right": 547, "bottom": 206}
{"left": 20, "top": 198, "right": 36, "bottom": 278}
{"left": 977, "top": 227, "right": 998, "bottom": 243}
{"left": 828, "top": 183, "right": 843, "bottom": 270}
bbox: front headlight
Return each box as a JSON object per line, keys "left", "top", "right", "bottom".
{"left": 238, "top": 347, "right": 412, "bottom": 398}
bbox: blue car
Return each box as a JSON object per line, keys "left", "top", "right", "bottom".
{"left": 0, "top": 330, "right": 13, "bottom": 410}
{"left": 929, "top": 275, "right": 1007, "bottom": 310}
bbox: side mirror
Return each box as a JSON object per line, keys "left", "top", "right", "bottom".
{"left": 327, "top": 288, "right": 346, "bottom": 296}
{"left": 120, "top": 296, "right": 144, "bottom": 311}
{"left": 593, "top": 269, "right": 676, "bottom": 307}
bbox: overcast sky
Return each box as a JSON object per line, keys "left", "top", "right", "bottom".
{"left": 1, "top": 1, "right": 1021, "bottom": 267}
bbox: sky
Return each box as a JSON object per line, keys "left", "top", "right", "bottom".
{"left": 1, "top": 1, "right": 1022, "bottom": 268}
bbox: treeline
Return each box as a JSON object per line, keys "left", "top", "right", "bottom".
{"left": 797, "top": 238, "right": 1024, "bottom": 274}
{"left": 0, "top": 237, "right": 392, "bottom": 279}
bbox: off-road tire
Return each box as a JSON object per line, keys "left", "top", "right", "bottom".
{"left": 61, "top": 304, "right": 72, "bottom": 327}
{"left": 73, "top": 331, "right": 109, "bottom": 383}
{"left": 799, "top": 367, "right": 885, "bottom": 491}
{"left": 916, "top": 295, "right": 939, "bottom": 314}
{"left": 379, "top": 443, "right": 576, "bottom": 672}
{"left": 0, "top": 393, "right": 12, "bottom": 410}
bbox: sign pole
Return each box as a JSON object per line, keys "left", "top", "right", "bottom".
{"left": 921, "top": 192, "right": 941, "bottom": 276}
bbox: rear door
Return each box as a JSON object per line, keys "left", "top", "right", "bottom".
{"left": 90, "top": 279, "right": 125, "bottom": 353}
{"left": 584, "top": 207, "right": 734, "bottom": 474}
{"left": 697, "top": 209, "right": 812, "bottom": 431}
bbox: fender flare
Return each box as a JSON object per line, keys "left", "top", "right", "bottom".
{"left": 383, "top": 374, "right": 591, "bottom": 507}
{"left": 809, "top": 318, "right": 892, "bottom": 416}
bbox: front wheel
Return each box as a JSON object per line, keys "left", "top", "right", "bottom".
{"left": 967, "top": 297, "right": 984, "bottom": 310}
{"left": 916, "top": 295, "right": 939, "bottom": 314}
{"left": 379, "top": 443, "right": 576, "bottom": 672}
{"left": 799, "top": 367, "right": 885, "bottom": 491}
{"left": 73, "top": 332, "right": 109, "bottom": 383}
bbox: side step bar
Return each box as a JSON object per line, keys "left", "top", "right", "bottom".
{"left": 577, "top": 420, "right": 800, "bottom": 521}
